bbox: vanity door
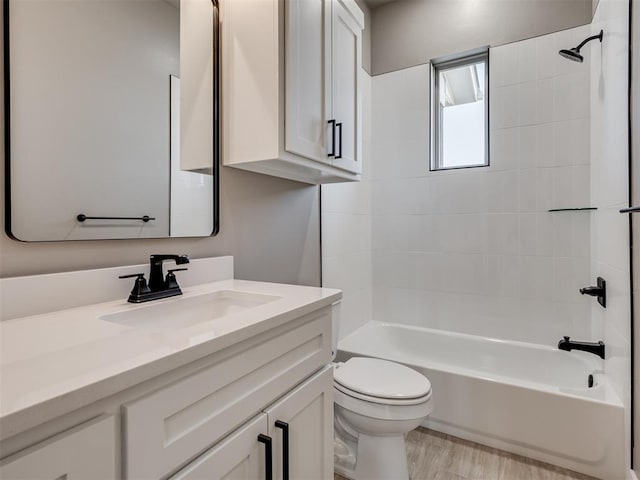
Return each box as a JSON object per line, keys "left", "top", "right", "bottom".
{"left": 265, "top": 367, "right": 334, "bottom": 480}
{"left": 169, "top": 414, "right": 269, "bottom": 480}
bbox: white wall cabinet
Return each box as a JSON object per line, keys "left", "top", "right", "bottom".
{"left": 222, "top": 0, "right": 364, "bottom": 184}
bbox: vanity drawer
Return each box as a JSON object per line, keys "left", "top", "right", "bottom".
{"left": 0, "top": 415, "right": 116, "bottom": 479}
{"left": 123, "top": 309, "right": 331, "bottom": 479}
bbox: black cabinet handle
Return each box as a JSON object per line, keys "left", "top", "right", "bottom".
{"left": 327, "top": 120, "right": 336, "bottom": 157}
{"left": 275, "top": 421, "right": 289, "bottom": 480}
{"left": 258, "top": 434, "right": 273, "bottom": 480}
{"left": 336, "top": 122, "right": 343, "bottom": 159}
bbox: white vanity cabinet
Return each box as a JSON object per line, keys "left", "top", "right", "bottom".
{"left": 169, "top": 367, "right": 333, "bottom": 480}
{"left": 0, "top": 306, "right": 335, "bottom": 480}
{"left": 0, "top": 416, "right": 116, "bottom": 479}
{"left": 221, "top": 0, "right": 364, "bottom": 184}
{"left": 0, "top": 259, "right": 341, "bottom": 480}
{"left": 123, "top": 309, "right": 331, "bottom": 479}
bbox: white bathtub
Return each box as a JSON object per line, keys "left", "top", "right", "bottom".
{"left": 338, "top": 322, "right": 625, "bottom": 480}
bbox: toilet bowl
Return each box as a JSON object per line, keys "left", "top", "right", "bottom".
{"left": 332, "top": 357, "right": 433, "bottom": 480}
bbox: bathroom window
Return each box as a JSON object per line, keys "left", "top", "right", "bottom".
{"left": 430, "top": 50, "right": 489, "bottom": 171}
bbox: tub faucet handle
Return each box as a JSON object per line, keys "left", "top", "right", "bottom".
{"left": 579, "top": 277, "right": 606, "bottom": 308}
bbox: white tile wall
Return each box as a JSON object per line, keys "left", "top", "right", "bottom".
{"left": 368, "top": 25, "right": 594, "bottom": 345}
{"left": 590, "top": 0, "right": 631, "bottom": 468}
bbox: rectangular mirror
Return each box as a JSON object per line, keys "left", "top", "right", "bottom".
{"left": 4, "top": 0, "right": 219, "bottom": 241}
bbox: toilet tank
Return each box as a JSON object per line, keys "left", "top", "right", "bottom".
{"left": 331, "top": 301, "right": 341, "bottom": 361}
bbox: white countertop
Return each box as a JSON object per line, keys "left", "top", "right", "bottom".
{"left": 0, "top": 278, "right": 340, "bottom": 439}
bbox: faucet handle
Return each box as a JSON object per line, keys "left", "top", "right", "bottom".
{"left": 119, "top": 273, "right": 151, "bottom": 300}
{"left": 165, "top": 268, "right": 188, "bottom": 290}
{"left": 119, "top": 273, "right": 146, "bottom": 280}
{"left": 167, "top": 268, "right": 188, "bottom": 274}
{"left": 563, "top": 336, "right": 570, "bottom": 342}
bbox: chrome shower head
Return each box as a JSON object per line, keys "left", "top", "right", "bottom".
{"left": 558, "top": 29, "right": 603, "bottom": 63}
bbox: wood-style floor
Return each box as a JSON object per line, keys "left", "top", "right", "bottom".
{"left": 334, "top": 428, "right": 597, "bottom": 480}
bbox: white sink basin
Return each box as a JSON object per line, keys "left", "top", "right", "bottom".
{"left": 100, "top": 290, "right": 282, "bottom": 330}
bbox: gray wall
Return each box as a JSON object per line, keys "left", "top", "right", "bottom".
{"left": 0, "top": 11, "right": 321, "bottom": 286}
{"left": 370, "top": 0, "right": 593, "bottom": 75}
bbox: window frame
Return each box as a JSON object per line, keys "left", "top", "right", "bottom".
{"left": 429, "top": 49, "right": 490, "bottom": 172}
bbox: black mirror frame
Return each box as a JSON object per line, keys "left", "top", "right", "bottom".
{"left": 3, "top": 0, "right": 220, "bottom": 241}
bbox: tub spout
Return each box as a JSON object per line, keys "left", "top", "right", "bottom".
{"left": 558, "top": 336, "right": 605, "bottom": 359}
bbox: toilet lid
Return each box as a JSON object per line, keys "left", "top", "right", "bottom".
{"left": 334, "top": 357, "right": 431, "bottom": 400}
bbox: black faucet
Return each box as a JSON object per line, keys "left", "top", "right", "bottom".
{"left": 119, "top": 254, "right": 190, "bottom": 303}
{"left": 148, "top": 254, "right": 190, "bottom": 291}
{"left": 558, "top": 336, "right": 605, "bottom": 359}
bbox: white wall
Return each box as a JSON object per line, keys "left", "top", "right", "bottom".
{"left": 321, "top": 73, "right": 373, "bottom": 339}
{"left": 590, "top": 0, "right": 631, "bottom": 469}
{"left": 368, "top": 26, "right": 594, "bottom": 345}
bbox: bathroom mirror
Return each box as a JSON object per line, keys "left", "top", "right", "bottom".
{"left": 4, "top": 0, "right": 219, "bottom": 241}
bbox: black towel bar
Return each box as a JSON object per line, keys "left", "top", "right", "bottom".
{"left": 548, "top": 208, "right": 597, "bottom": 212}
{"left": 76, "top": 214, "right": 155, "bottom": 223}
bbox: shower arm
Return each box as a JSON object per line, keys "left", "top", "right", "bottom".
{"left": 575, "top": 30, "right": 604, "bottom": 51}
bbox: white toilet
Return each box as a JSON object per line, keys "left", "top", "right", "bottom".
{"left": 332, "top": 317, "right": 434, "bottom": 480}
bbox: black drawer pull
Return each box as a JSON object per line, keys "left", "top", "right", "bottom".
{"left": 258, "top": 434, "right": 273, "bottom": 480}
{"left": 275, "top": 421, "right": 289, "bottom": 480}
{"left": 336, "top": 122, "right": 343, "bottom": 159}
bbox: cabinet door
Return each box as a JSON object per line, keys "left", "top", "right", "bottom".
{"left": 266, "top": 367, "right": 334, "bottom": 480}
{"left": 0, "top": 416, "right": 116, "bottom": 480}
{"left": 170, "top": 414, "right": 269, "bottom": 480}
{"left": 331, "top": 0, "right": 362, "bottom": 174}
{"left": 285, "top": 0, "right": 332, "bottom": 163}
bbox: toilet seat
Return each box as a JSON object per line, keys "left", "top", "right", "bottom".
{"left": 334, "top": 357, "right": 432, "bottom": 405}
{"left": 334, "top": 381, "right": 432, "bottom": 406}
